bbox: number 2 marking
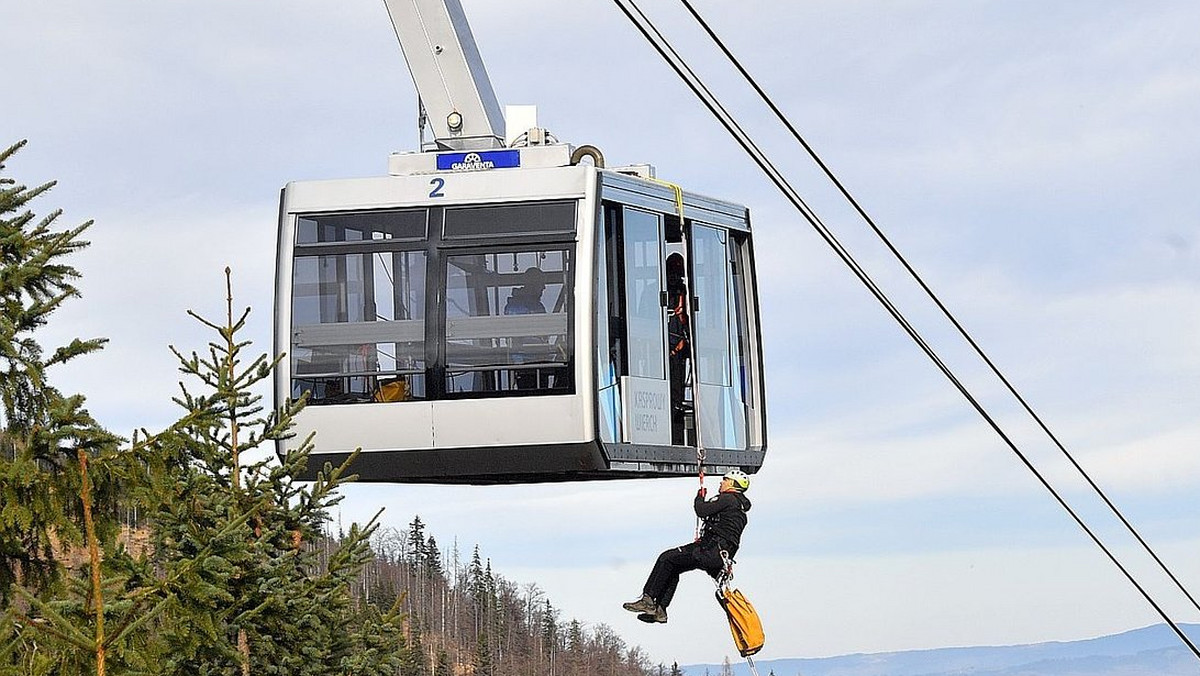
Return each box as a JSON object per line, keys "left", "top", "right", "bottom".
{"left": 429, "top": 177, "right": 446, "bottom": 198}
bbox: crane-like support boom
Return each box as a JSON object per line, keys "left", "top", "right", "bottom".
{"left": 382, "top": 0, "right": 507, "bottom": 151}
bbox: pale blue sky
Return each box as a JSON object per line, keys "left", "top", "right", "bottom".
{"left": 4, "top": 0, "right": 1200, "bottom": 666}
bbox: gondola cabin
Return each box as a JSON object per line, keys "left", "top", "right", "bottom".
{"left": 274, "top": 145, "right": 766, "bottom": 483}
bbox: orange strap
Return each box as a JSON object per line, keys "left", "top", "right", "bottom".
{"left": 694, "top": 447, "right": 706, "bottom": 541}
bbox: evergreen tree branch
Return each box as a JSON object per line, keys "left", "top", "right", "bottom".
{"left": 12, "top": 585, "right": 95, "bottom": 652}
{"left": 105, "top": 592, "right": 174, "bottom": 650}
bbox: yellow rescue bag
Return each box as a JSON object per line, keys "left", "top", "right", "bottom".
{"left": 717, "top": 588, "right": 764, "bottom": 657}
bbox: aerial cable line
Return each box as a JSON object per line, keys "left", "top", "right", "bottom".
{"left": 673, "top": 0, "right": 1200, "bottom": 620}
{"left": 610, "top": 0, "right": 1200, "bottom": 660}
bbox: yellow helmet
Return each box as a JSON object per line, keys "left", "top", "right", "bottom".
{"left": 723, "top": 469, "right": 750, "bottom": 491}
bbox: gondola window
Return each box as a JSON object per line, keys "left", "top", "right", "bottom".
{"left": 443, "top": 248, "right": 573, "bottom": 396}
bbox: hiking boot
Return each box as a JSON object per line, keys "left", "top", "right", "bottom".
{"left": 637, "top": 606, "right": 668, "bottom": 624}
{"left": 622, "top": 594, "right": 657, "bottom": 614}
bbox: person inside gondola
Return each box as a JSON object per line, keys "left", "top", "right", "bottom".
{"left": 665, "top": 253, "right": 691, "bottom": 444}
{"left": 622, "top": 470, "right": 752, "bottom": 624}
{"left": 505, "top": 268, "right": 548, "bottom": 390}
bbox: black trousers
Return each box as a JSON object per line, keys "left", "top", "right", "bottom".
{"left": 642, "top": 540, "right": 725, "bottom": 610}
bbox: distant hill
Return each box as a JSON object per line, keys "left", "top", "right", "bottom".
{"left": 682, "top": 623, "right": 1200, "bottom": 676}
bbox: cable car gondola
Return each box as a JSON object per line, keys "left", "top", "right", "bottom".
{"left": 272, "top": 0, "right": 766, "bottom": 484}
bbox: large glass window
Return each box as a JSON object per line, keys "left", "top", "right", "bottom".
{"left": 290, "top": 202, "right": 577, "bottom": 404}
{"left": 291, "top": 209, "right": 428, "bottom": 404}
{"left": 692, "top": 226, "right": 732, "bottom": 387}
{"left": 443, "top": 248, "right": 573, "bottom": 395}
{"left": 622, "top": 209, "right": 665, "bottom": 380}
{"left": 691, "top": 223, "right": 748, "bottom": 450}
{"left": 291, "top": 248, "right": 427, "bottom": 404}
{"left": 596, "top": 206, "right": 621, "bottom": 443}
{"left": 727, "top": 232, "right": 754, "bottom": 415}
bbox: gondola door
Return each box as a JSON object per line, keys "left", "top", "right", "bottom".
{"left": 617, "top": 207, "right": 671, "bottom": 445}
{"left": 600, "top": 205, "right": 695, "bottom": 448}
{"left": 598, "top": 197, "right": 761, "bottom": 459}
{"left": 689, "top": 223, "right": 752, "bottom": 451}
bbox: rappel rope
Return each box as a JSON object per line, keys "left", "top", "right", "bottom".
{"left": 685, "top": 294, "right": 707, "bottom": 543}
{"left": 740, "top": 651, "right": 762, "bottom": 675}
{"left": 653, "top": 184, "right": 759, "bottom": 675}
{"left": 691, "top": 341, "right": 763, "bottom": 676}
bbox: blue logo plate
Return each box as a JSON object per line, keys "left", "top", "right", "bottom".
{"left": 437, "top": 149, "right": 520, "bottom": 171}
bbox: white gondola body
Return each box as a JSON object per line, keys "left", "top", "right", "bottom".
{"left": 274, "top": 147, "right": 766, "bottom": 483}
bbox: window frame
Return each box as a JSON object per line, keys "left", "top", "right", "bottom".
{"left": 289, "top": 201, "right": 579, "bottom": 404}
{"left": 439, "top": 244, "right": 576, "bottom": 399}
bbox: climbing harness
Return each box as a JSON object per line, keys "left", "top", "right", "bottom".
{"left": 716, "top": 549, "right": 735, "bottom": 587}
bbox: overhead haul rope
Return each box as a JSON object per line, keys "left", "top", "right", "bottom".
{"left": 610, "top": 0, "right": 1200, "bottom": 661}
{"left": 672, "top": 0, "right": 1200, "bottom": 623}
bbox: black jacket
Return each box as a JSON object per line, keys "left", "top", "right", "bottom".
{"left": 694, "top": 490, "right": 752, "bottom": 556}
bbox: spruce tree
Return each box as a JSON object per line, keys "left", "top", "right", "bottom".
{"left": 423, "top": 534, "right": 442, "bottom": 578}
{"left": 0, "top": 139, "right": 179, "bottom": 676}
{"left": 540, "top": 598, "right": 557, "bottom": 656}
{"left": 0, "top": 139, "right": 114, "bottom": 600}
{"left": 146, "top": 269, "right": 405, "bottom": 675}
{"left": 566, "top": 619, "right": 583, "bottom": 653}
{"left": 407, "top": 515, "right": 426, "bottom": 564}
{"left": 0, "top": 142, "right": 417, "bottom": 675}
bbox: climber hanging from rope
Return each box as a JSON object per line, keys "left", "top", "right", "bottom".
{"left": 622, "top": 469, "right": 752, "bottom": 624}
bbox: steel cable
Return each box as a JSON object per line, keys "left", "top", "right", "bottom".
{"left": 611, "top": 0, "right": 1200, "bottom": 659}
{"left": 674, "top": 0, "right": 1200, "bottom": 621}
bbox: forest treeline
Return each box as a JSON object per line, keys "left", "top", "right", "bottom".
{"left": 0, "top": 140, "right": 682, "bottom": 675}
{"left": 341, "top": 515, "right": 683, "bottom": 675}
